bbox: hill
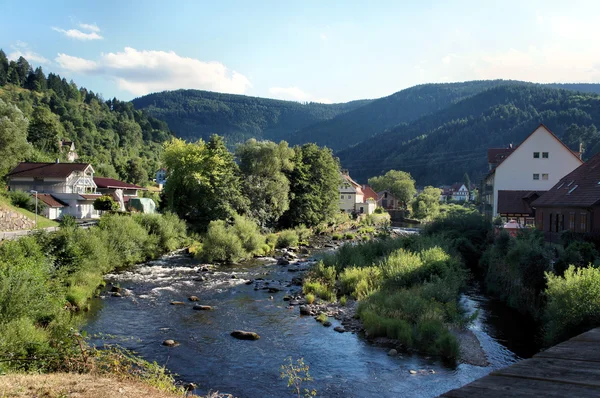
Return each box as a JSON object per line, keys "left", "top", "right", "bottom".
{"left": 0, "top": 49, "right": 173, "bottom": 184}
{"left": 131, "top": 89, "right": 371, "bottom": 144}
{"left": 337, "top": 84, "right": 600, "bottom": 185}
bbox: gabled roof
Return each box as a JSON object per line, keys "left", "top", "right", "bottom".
{"left": 532, "top": 152, "right": 600, "bottom": 208}
{"left": 341, "top": 174, "right": 363, "bottom": 195}
{"left": 361, "top": 185, "right": 378, "bottom": 201}
{"left": 34, "top": 194, "right": 66, "bottom": 208}
{"left": 486, "top": 124, "right": 583, "bottom": 177}
{"left": 487, "top": 147, "right": 515, "bottom": 166}
{"left": 497, "top": 190, "right": 545, "bottom": 214}
{"left": 7, "top": 162, "right": 92, "bottom": 178}
{"left": 94, "top": 177, "right": 146, "bottom": 190}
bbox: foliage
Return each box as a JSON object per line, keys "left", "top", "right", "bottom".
{"left": 236, "top": 139, "right": 295, "bottom": 227}
{"left": 0, "top": 98, "right": 30, "bottom": 175}
{"left": 280, "top": 143, "right": 341, "bottom": 228}
{"left": 305, "top": 293, "right": 315, "bottom": 304}
{"left": 200, "top": 214, "right": 264, "bottom": 263}
{"left": 280, "top": 357, "right": 317, "bottom": 398}
{"left": 412, "top": 186, "right": 442, "bottom": 220}
{"left": 277, "top": 229, "right": 300, "bottom": 248}
{"left": 93, "top": 195, "right": 119, "bottom": 211}
{"left": 544, "top": 266, "right": 600, "bottom": 345}
{"left": 368, "top": 170, "right": 416, "bottom": 207}
{"left": 339, "top": 266, "right": 382, "bottom": 299}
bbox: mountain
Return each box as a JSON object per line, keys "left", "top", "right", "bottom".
{"left": 337, "top": 84, "right": 600, "bottom": 186}
{"left": 131, "top": 89, "right": 371, "bottom": 144}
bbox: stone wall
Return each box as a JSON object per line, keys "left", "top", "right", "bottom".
{"left": 0, "top": 206, "right": 35, "bottom": 231}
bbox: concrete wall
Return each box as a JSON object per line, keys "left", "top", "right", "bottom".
{"left": 493, "top": 126, "right": 583, "bottom": 215}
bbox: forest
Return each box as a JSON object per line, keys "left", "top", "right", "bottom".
{"left": 0, "top": 49, "right": 172, "bottom": 184}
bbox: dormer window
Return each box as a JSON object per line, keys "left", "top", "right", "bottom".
{"left": 568, "top": 185, "right": 578, "bottom": 194}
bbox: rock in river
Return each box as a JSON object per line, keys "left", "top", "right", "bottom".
{"left": 299, "top": 305, "right": 311, "bottom": 315}
{"left": 188, "top": 296, "right": 200, "bottom": 302}
{"left": 277, "top": 258, "right": 290, "bottom": 266}
{"left": 231, "top": 330, "right": 260, "bottom": 340}
{"left": 193, "top": 305, "right": 213, "bottom": 311}
{"left": 170, "top": 301, "right": 185, "bottom": 305}
{"left": 334, "top": 326, "right": 346, "bottom": 333}
{"left": 388, "top": 349, "right": 398, "bottom": 356}
{"left": 162, "top": 339, "right": 179, "bottom": 347}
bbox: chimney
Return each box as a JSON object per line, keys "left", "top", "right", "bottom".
{"left": 579, "top": 142, "right": 584, "bottom": 159}
{"left": 509, "top": 143, "right": 513, "bottom": 149}
{"left": 56, "top": 158, "right": 60, "bottom": 164}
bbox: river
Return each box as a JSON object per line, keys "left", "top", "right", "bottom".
{"left": 85, "top": 252, "right": 538, "bottom": 397}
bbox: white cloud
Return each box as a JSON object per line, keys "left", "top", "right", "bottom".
{"left": 269, "top": 86, "right": 332, "bottom": 103}
{"left": 55, "top": 47, "right": 252, "bottom": 96}
{"left": 52, "top": 26, "right": 103, "bottom": 40}
{"left": 8, "top": 42, "right": 49, "bottom": 64}
{"left": 79, "top": 23, "right": 100, "bottom": 32}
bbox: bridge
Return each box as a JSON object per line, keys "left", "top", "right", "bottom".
{"left": 442, "top": 327, "right": 600, "bottom": 397}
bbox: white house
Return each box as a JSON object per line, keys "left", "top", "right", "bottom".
{"left": 482, "top": 124, "right": 583, "bottom": 224}
{"left": 339, "top": 173, "right": 376, "bottom": 215}
{"left": 156, "top": 168, "right": 167, "bottom": 186}
{"left": 58, "top": 140, "right": 79, "bottom": 162}
{"left": 451, "top": 183, "right": 469, "bottom": 202}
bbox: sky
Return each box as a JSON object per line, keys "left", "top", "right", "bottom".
{"left": 2, "top": 0, "right": 599, "bottom": 103}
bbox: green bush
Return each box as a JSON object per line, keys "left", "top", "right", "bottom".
{"left": 230, "top": 214, "right": 265, "bottom": 255}
{"left": 294, "top": 225, "right": 313, "bottom": 243}
{"left": 544, "top": 265, "right": 600, "bottom": 345}
{"left": 340, "top": 295, "right": 347, "bottom": 306}
{"left": 98, "top": 214, "right": 150, "bottom": 266}
{"left": 93, "top": 195, "right": 120, "bottom": 211}
{"left": 331, "top": 233, "right": 343, "bottom": 241}
{"left": 303, "top": 281, "right": 335, "bottom": 301}
{"left": 277, "top": 229, "right": 299, "bottom": 248}
{"left": 305, "top": 293, "right": 315, "bottom": 304}
{"left": 266, "top": 233, "right": 278, "bottom": 251}
{"left": 339, "top": 266, "right": 382, "bottom": 299}
{"left": 133, "top": 212, "right": 188, "bottom": 253}
{"left": 344, "top": 233, "right": 355, "bottom": 240}
{"left": 201, "top": 220, "right": 245, "bottom": 263}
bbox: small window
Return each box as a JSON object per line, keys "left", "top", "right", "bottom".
{"left": 533, "top": 174, "right": 540, "bottom": 180}
{"left": 347, "top": 195, "right": 351, "bottom": 199}
{"left": 581, "top": 213, "right": 588, "bottom": 231}
{"left": 542, "top": 173, "right": 549, "bottom": 180}
{"left": 533, "top": 152, "right": 540, "bottom": 158}
{"left": 569, "top": 213, "right": 575, "bottom": 230}
{"left": 542, "top": 152, "right": 549, "bottom": 158}
{"left": 340, "top": 195, "right": 344, "bottom": 199}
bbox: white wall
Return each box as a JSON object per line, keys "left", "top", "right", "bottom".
{"left": 492, "top": 126, "right": 583, "bottom": 215}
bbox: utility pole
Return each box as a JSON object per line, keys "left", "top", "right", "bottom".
{"left": 30, "top": 190, "right": 38, "bottom": 229}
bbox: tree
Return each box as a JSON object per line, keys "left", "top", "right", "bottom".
{"left": 280, "top": 143, "right": 340, "bottom": 228}
{"left": 0, "top": 99, "right": 31, "bottom": 175}
{"left": 236, "top": 139, "right": 294, "bottom": 227}
{"left": 0, "top": 49, "right": 8, "bottom": 86}
{"left": 15, "top": 56, "right": 30, "bottom": 87}
{"left": 126, "top": 158, "right": 148, "bottom": 186}
{"left": 162, "top": 135, "right": 247, "bottom": 230}
{"left": 368, "top": 170, "right": 416, "bottom": 208}
{"left": 27, "top": 106, "right": 62, "bottom": 153}
{"left": 464, "top": 173, "right": 471, "bottom": 200}
{"left": 411, "top": 186, "right": 442, "bottom": 220}
{"left": 93, "top": 195, "right": 119, "bottom": 211}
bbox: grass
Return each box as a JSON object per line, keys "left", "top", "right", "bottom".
{"left": 0, "top": 198, "right": 59, "bottom": 229}
{"left": 315, "top": 313, "right": 328, "bottom": 323}
{"left": 305, "top": 293, "right": 315, "bottom": 304}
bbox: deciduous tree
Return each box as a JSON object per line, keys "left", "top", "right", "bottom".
{"left": 368, "top": 170, "right": 416, "bottom": 208}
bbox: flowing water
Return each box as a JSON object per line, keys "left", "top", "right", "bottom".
{"left": 85, "top": 252, "right": 538, "bottom": 397}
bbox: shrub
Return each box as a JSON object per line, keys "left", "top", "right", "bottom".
{"left": 294, "top": 225, "right": 313, "bottom": 243}
{"left": 331, "top": 233, "right": 343, "bottom": 241}
{"left": 8, "top": 190, "right": 33, "bottom": 211}
{"left": 544, "top": 265, "right": 600, "bottom": 345}
{"left": 277, "top": 229, "right": 299, "bottom": 248}
{"left": 98, "top": 214, "right": 150, "bottom": 266}
{"left": 133, "top": 212, "right": 187, "bottom": 253}
{"left": 344, "top": 233, "right": 355, "bottom": 240}
{"left": 230, "top": 214, "right": 265, "bottom": 255}
{"left": 201, "top": 220, "right": 245, "bottom": 263}
{"left": 555, "top": 241, "right": 599, "bottom": 275}
{"left": 340, "top": 295, "right": 347, "bottom": 306}
{"left": 315, "top": 313, "right": 328, "bottom": 323}
{"left": 307, "top": 261, "right": 337, "bottom": 288}
{"left": 303, "top": 281, "right": 335, "bottom": 301}
{"left": 339, "top": 266, "right": 382, "bottom": 299}
{"left": 305, "top": 293, "right": 315, "bottom": 304}
{"left": 266, "top": 233, "right": 278, "bottom": 251}
{"left": 93, "top": 195, "right": 120, "bottom": 211}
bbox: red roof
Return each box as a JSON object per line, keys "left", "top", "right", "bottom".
{"left": 487, "top": 148, "right": 515, "bottom": 165}
{"left": 7, "top": 162, "right": 91, "bottom": 178}
{"left": 532, "top": 152, "right": 600, "bottom": 208}
{"left": 33, "top": 193, "right": 66, "bottom": 208}
{"left": 361, "top": 185, "right": 378, "bottom": 201}
{"left": 497, "top": 190, "right": 545, "bottom": 215}
{"left": 94, "top": 177, "right": 145, "bottom": 190}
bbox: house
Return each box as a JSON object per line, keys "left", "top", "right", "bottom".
{"left": 532, "top": 152, "right": 600, "bottom": 242}
{"left": 156, "top": 168, "right": 167, "bottom": 185}
{"left": 377, "top": 190, "right": 400, "bottom": 210}
{"left": 94, "top": 177, "right": 146, "bottom": 211}
{"left": 35, "top": 194, "right": 66, "bottom": 220}
{"left": 339, "top": 173, "right": 376, "bottom": 215}
{"left": 481, "top": 124, "right": 583, "bottom": 223}
{"left": 7, "top": 161, "right": 96, "bottom": 194}
{"left": 58, "top": 140, "right": 79, "bottom": 162}
{"left": 361, "top": 185, "right": 378, "bottom": 201}
{"left": 451, "top": 183, "right": 469, "bottom": 202}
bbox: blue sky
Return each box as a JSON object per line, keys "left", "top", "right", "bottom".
{"left": 2, "top": 0, "right": 598, "bottom": 102}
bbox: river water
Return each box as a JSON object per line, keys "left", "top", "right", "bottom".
{"left": 85, "top": 252, "right": 537, "bottom": 397}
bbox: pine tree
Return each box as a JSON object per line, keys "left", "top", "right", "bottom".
{"left": 0, "top": 49, "right": 8, "bottom": 86}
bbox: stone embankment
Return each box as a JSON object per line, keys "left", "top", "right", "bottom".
{"left": 0, "top": 206, "right": 34, "bottom": 232}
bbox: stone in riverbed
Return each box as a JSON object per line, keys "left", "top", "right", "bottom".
{"left": 268, "top": 287, "right": 280, "bottom": 293}
{"left": 245, "top": 280, "right": 253, "bottom": 285}
{"left": 188, "top": 296, "right": 200, "bottom": 302}
{"left": 170, "top": 301, "right": 185, "bottom": 305}
{"left": 277, "top": 258, "right": 290, "bottom": 266}
{"left": 388, "top": 349, "right": 398, "bottom": 356}
{"left": 299, "top": 305, "right": 311, "bottom": 315}
{"left": 111, "top": 292, "right": 122, "bottom": 297}
{"left": 110, "top": 286, "right": 122, "bottom": 293}
{"left": 409, "top": 370, "right": 417, "bottom": 375}
{"left": 283, "top": 296, "right": 291, "bottom": 301}
{"left": 334, "top": 326, "right": 346, "bottom": 333}
{"left": 162, "top": 339, "right": 179, "bottom": 347}
{"left": 323, "top": 321, "right": 332, "bottom": 327}
{"left": 230, "top": 330, "right": 260, "bottom": 340}
{"left": 193, "top": 305, "right": 213, "bottom": 311}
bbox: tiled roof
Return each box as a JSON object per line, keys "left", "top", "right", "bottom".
{"left": 487, "top": 148, "right": 515, "bottom": 165}
{"left": 498, "top": 190, "right": 545, "bottom": 214}
{"left": 7, "top": 162, "right": 91, "bottom": 178}
{"left": 33, "top": 194, "right": 66, "bottom": 208}
{"left": 361, "top": 185, "right": 378, "bottom": 201}
{"left": 94, "top": 177, "right": 145, "bottom": 190}
{"left": 532, "top": 152, "right": 600, "bottom": 208}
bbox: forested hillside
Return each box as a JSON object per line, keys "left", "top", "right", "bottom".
{"left": 0, "top": 50, "right": 172, "bottom": 184}
{"left": 131, "top": 89, "right": 371, "bottom": 144}
{"left": 338, "top": 85, "right": 600, "bottom": 185}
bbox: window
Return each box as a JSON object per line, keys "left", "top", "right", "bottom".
{"left": 569, "top": 213, "right": 575, "bottom": 230}
{"left": 347, "top": 195, "right": 351, "bottom": 199}
{"left": 581, "top": 213, "right": 588, "bottom": 232}
{"left": 340, "top": 195, "right": 344, "bottom": 199}
{"left": 533, "top": 152, "right": 540, "bottom": 158}
{"left": 533, "top": 174, "right": 540, "bottom": 180}
{"left": 542, "top": 152, "right": 549, "bottom": 158}
{"left": 542, "top": 173, "right": 549, "bottom": 180}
